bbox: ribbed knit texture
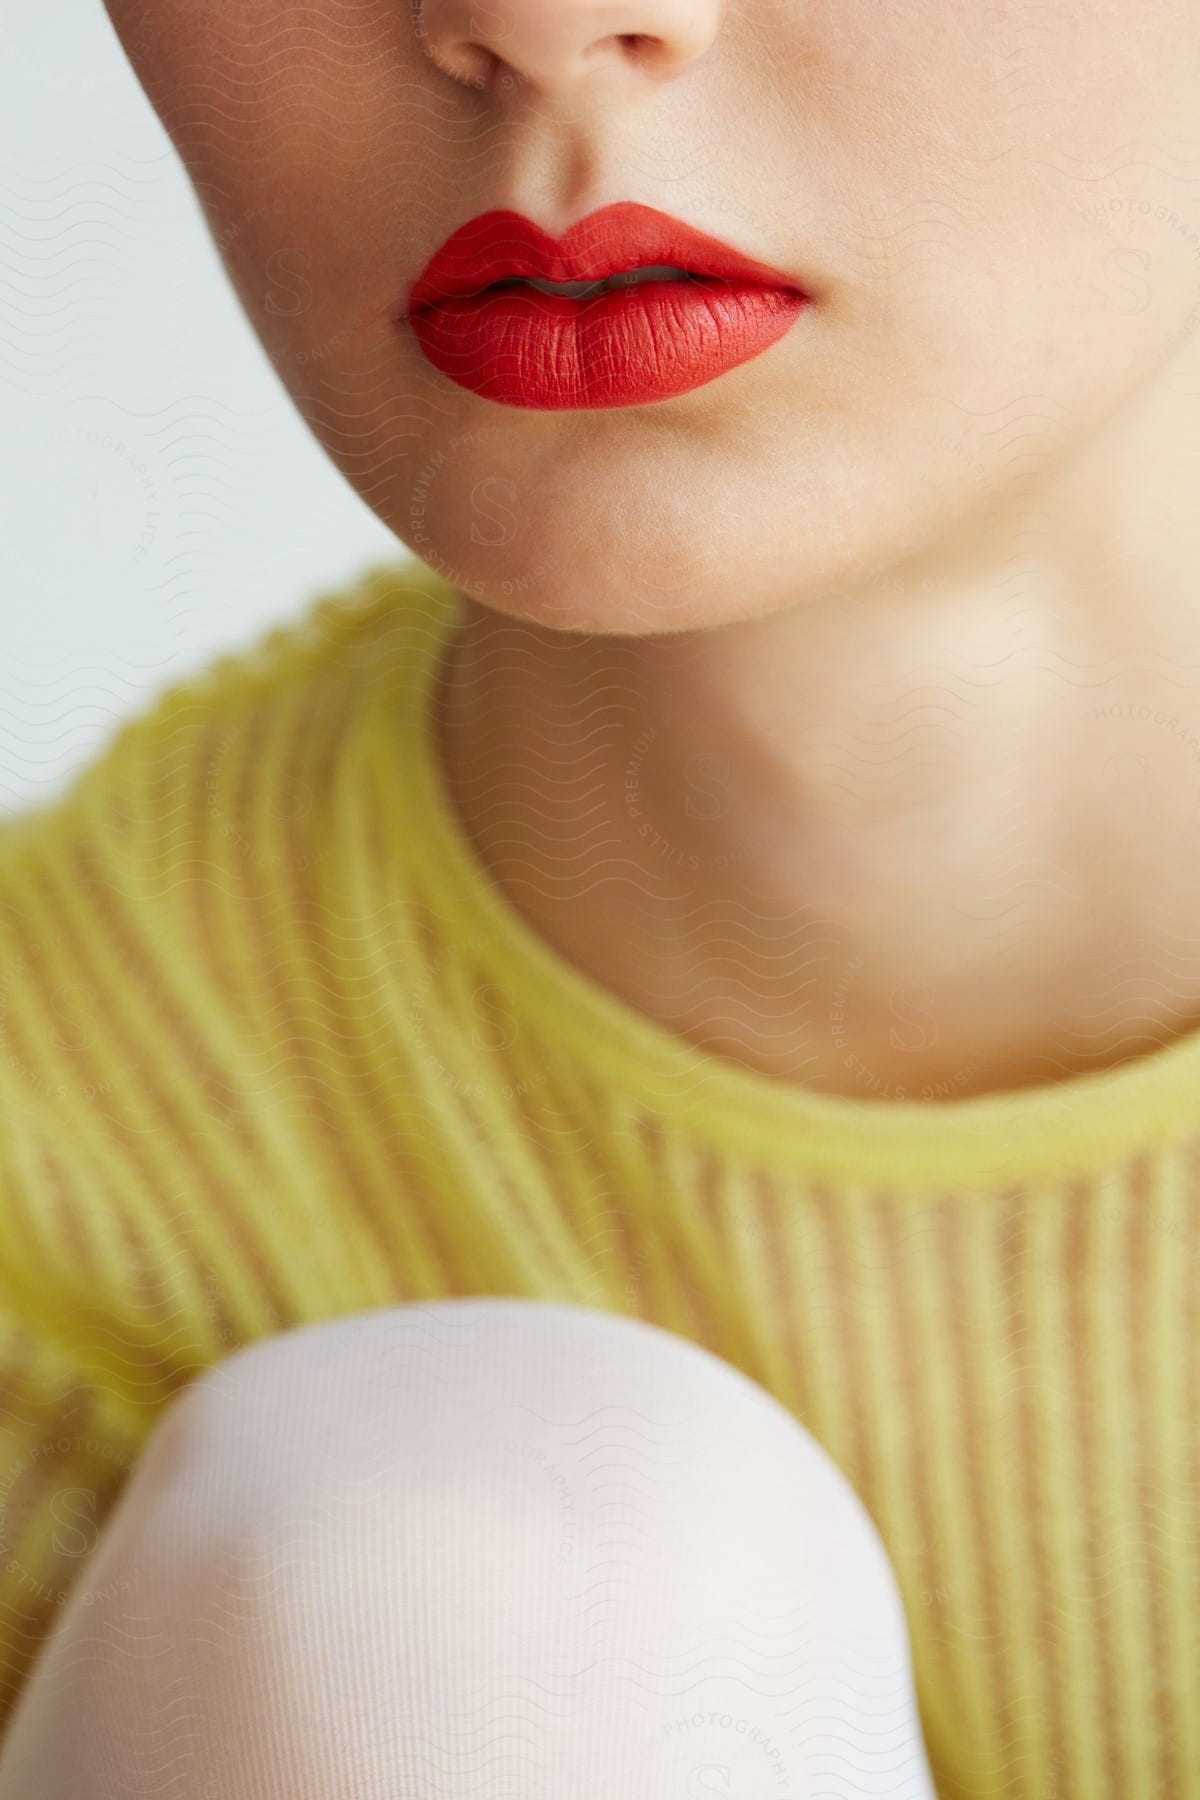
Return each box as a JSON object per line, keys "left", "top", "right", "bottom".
{"left": 2, "top": 554, "right": 1200, "bottom": 1797}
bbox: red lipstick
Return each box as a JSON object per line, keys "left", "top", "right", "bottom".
{"left": 401, "top": 202, "right": 811, "bottom": 410}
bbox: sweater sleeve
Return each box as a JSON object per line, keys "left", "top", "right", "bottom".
{"left": 0, "top": 571, "right": 415, "bottom": 1741}
{"left": 0, "top": 814, "right": 160, "bottom": 1743}
{"left": 0, "top": 1306, "right": 150, "bottom": 1742}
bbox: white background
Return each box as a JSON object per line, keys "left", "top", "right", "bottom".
{"left": 1, "top": 0, "right": 402, "bottom": 820}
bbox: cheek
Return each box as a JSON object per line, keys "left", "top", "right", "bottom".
{"left": 104, "top": 5, "right": 333, "bottom": 206}
{"left": 109, "top": 33, "right": 331, "bottom": 344}
{"left": 115, "top": 7, "right": 422, "bottom": 354}
{"left": 101, "top": 2, "right": 224, "bottom": 134}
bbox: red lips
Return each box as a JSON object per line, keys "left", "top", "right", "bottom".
{"left": 401, "top": 202, "right": 811, "bottom": 410}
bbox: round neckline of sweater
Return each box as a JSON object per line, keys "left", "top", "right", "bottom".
{"left": 362, "top": 557, "right": 1200, "bottom": 1190}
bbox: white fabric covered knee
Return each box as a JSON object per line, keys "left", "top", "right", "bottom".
{"left": 0, "top": 1298, "right": 936, "bottom": 1797}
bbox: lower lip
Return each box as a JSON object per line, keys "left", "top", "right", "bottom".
{"left": 407, "top": 277, "right": 809, "bottom": 409}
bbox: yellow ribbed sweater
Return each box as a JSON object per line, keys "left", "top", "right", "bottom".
{"left": 3, "top": 555, "right": 1200, "bottom": 1797}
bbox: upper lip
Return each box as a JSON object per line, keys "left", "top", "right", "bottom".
{"left": 403, "top": 202, "right": 809, "bottom": 319}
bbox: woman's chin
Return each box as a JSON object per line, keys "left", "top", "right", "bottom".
{"left": 388, "top": 503, "right": 820, "bottom": 635}
{"left": 401, "top": 554, "right": 754, "bottom": 637}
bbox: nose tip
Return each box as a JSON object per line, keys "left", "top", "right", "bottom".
{"left": 415, "top": 0, "right": 719, "bottom": 96}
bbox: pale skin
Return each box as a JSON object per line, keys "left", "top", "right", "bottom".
{"left": 102, "top": 0, "right": 1200, "bottom": 1101}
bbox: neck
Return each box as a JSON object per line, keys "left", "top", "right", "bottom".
{"left": 433, "top": 328, "right": 1200, "bottom": 1102}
